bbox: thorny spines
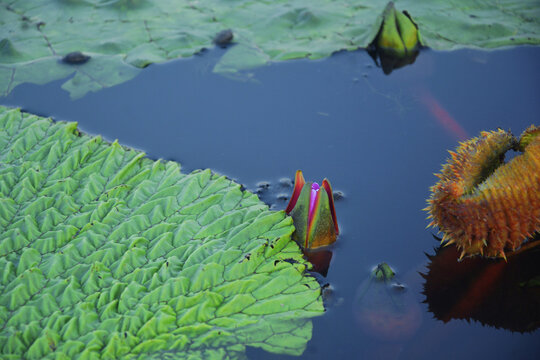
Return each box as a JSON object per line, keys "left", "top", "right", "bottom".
{"left": 425, "top": 126, "right": 540, "bottom": 259}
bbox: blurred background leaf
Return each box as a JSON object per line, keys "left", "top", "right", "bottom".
{"left": 1, "top": 0, "right": 539, "bottom": 97}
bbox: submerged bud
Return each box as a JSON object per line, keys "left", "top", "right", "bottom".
{"left": 372, "top": 263, "right": 395, "bottom": 282}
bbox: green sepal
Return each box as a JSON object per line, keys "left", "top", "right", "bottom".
{"left": 378, "top": 4, "right": 405, "bottom": 55}
{"left": 377, "top": 2, "right": 419, "bottom": 57}
{"left": 396, "top": 11, "right": 419, "bottom": 52}
{"left": 372, "top": 263, "right": 396, "bottom": 282}
{"left": 306, "top": 187, "right": 337, "bottom": 249}
{"left": 288, "top": 183, "right": 311, "bottom": 248}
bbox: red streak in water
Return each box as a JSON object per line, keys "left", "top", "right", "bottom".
{"left": 420, "top": 92, "right": 469, "bottom": 141}
{"left": 445, "top": 261, "right": 506, "bottom": 322}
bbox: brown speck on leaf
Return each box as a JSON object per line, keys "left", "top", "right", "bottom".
{"left": 62, "top": 51, "right": 91, "bottom": 65}
{"left": 213, "top": 29, "right": 234, "bottom": 47}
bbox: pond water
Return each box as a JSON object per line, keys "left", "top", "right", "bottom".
{"left": 1, "top": 46, "right": 539, "bottom": 359}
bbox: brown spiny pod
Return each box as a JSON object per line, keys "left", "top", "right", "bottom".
{"left": 426, "top": 126, "right": 540, "bottom": 259}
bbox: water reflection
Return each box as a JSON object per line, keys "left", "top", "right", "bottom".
{"left": 367, "top": 1, "right": 421, "bottom": 75}
{"left": 354, "top": 263, "right": 422, "bottom": 342}
{"left": 422, "top": 237, "right": 540, "bottom": 333}
{"left": 2, "top": 46, "right": 539, "bottom": 360}
{"left": 304, "top": 249, "right": 333, "bottom": 277}
{"left": 368, "top": 47, "right": 420, "bottom": 75}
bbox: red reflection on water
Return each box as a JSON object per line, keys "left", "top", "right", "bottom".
{"left": 304, "top": 249, "right": 333, "bottom": 277}
{"left": 422, "top": 240, "right": 540, "bottom": 333}
{"left": 419, "top": 91, "right": 469, "bottom": 141}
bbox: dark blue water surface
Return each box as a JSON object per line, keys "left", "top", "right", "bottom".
{"left": 2, "top": 47, "right": 539, "bottom": 359}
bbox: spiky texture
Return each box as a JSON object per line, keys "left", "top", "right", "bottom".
{"left": 426, "top": 126, "right": 540, "bottom": 259}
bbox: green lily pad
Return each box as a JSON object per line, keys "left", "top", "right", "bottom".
{"left": 1, "top": 0, "right": 539, "bottom": 97}
{"left": 0, "top": 106, "right": 324, "bottom": 359}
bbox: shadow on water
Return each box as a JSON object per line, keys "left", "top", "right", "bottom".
{"left": 1, "top": 46, "right": 539, "bottom": 360}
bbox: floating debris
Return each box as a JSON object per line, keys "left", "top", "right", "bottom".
{"left": 321, "top": 283, "right": 343, "bottom": 307}
{"left": 256, "top": 180, "right": 270, "bottom": 189}
{"left": 279, "top": 177, "right": 293, "bottom": 188}
{"left": 255, "top": 180, "right": 271, "bottom": 195}
{"left": 333, "top": 190, "right": 345, "bottom": 201}
{"left": 62, "top": 51, "right": 91, "bottom": 65}
{"left": 213, "top": 29, "right": 234, "bottom": 47}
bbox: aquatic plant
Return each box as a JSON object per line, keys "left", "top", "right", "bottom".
{"left": 1, "top": 0, "right": 539, "bottom": 97}
{"left": 376, "top": 2, "right": 419, "bottom": 57}
{"left": 368, "top": 2, "right": 420, "bottom": 74}
{"left": 285, "top": 170, "right": 339, "bottom": 250}
{"left": 426, "top": 126, "right": 540, "bottom": 259}
{"left": 354, "top": 263, "right": 422, "bottom": 341}
{"left": 0, "top": 106, "right": 324, "bottom": 359}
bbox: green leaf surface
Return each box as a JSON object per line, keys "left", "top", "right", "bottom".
{"left": 1, "top": 0, "right": 539, "bottom": 97}
{"left": 0, "top": 106, "right": 324, "bottom": 359}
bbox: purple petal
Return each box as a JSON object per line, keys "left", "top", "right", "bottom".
{"left": 309, "top": 182, "right": 320, "bottom": 220}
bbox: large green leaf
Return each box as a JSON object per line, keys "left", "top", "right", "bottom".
{"left": 0, "top": 106, "right": 324, "bottom": 359}
{"left": 1, "top": 0, "right": 539, "bottom": 97}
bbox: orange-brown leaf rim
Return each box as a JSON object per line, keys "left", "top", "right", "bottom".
{"left": 426, "top": 126, "right": 540, "bottom": 259}
{"left": 285, "top": 170, "right": 306, "bottom": 214}
{"left": 322, "top": 178, "right": 339, "bottom": 235}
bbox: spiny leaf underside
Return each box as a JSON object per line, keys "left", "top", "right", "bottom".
{"left": 426, "top": 128, "right": 540, "bottom": 259}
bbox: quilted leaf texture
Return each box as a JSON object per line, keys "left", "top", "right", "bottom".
{"left": 0, "top": 106, "right": 324, "bottom": 360}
